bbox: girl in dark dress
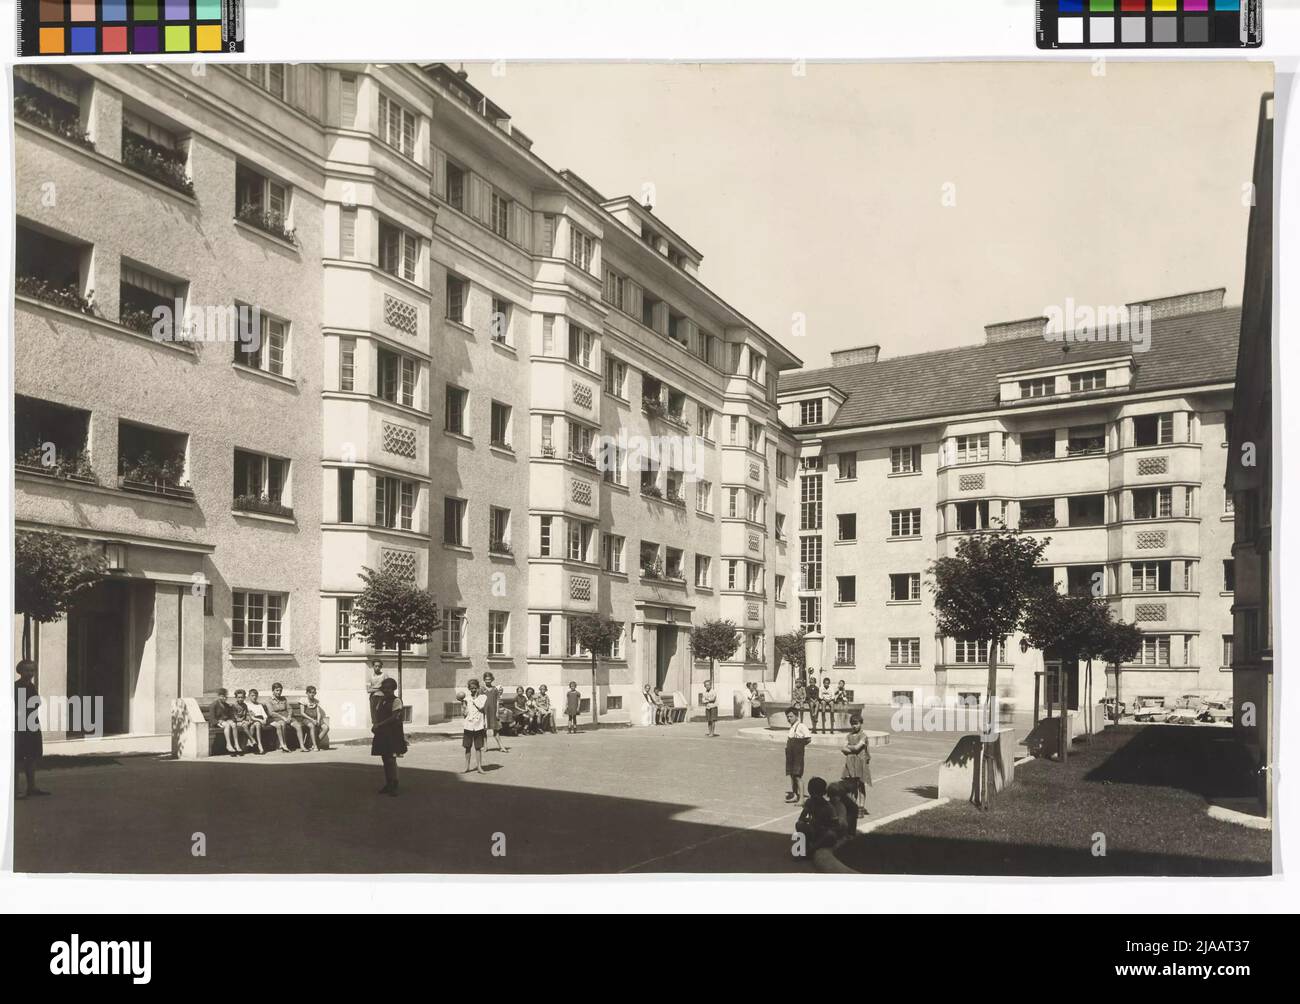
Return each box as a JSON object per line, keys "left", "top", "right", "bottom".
{"left": 15, "top": 660, "right": 48, "bottom": 798}
{"left": 370, "top": 678, "right": 407, "bottom": 796}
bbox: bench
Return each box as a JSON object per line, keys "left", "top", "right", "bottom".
{"left": 197, "top": 698, "right": 326, "bottom": 756}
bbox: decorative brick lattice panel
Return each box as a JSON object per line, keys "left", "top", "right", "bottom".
{"left": 570, "top": 576, "right": 592, "bottom": 601}
{"left": 382, "top": 422, "right": 417, "bottom": 459}
{"left": 749, "top": 463, "right": 761, "bottom": 481}
{"left": 383, "top": 294, "right": 418, "bottom": 335}
{"left": 748, "top": 534, "right": 760, "bottom": 552}
{"left": 381, "top": 548, "right": 417, "bottom": 581}
{"left": 747, "top": 603, "right": 760, "bottom": 622}
{"left": 1136, "top": 531, "right": 1167, "bottom": 550}
{"left": 1137, "top": 456, "right": 1169, "bottom": 476}
{"left": 571, "top": 382, "right": 593, "bottom": 410}
{"left": 1135, "top": 603, "right": 1167, "bottom": 622}
{"left": 571, "top": 478, "right": 592, "bottom": 506}
{"left": 959, "top": 473, "right": 985, "bottom": 492}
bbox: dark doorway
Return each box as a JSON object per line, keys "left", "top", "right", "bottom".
{"left": 655, "top": 625, "right": 676, "bottom": 691}
{"left": 1044, "top": 654, "right": 1080, "bottom": 711}
{"left": 66, "top": 580, "right": 131, "bottom": 736}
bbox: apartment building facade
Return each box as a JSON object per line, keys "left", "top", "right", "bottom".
{"left": 777, "top": 293, "right": 1239, "bottom": 714}
{"left": 12, "top": 62, "right": 799, "bottom": 741}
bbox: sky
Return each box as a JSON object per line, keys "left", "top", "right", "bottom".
{"left": 468, "top": 60, "right": 1273, "bottom": 371}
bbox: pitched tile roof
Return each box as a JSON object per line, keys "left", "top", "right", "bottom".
{"left": 778, "top": 306, "right": 1241, "bottom": 431}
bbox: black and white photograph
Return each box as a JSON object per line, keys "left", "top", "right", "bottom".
{"left": 0, "top": 0, "right": 1290, "bottom": 942}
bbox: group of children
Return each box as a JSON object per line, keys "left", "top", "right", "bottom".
{"left": 785, "top": 706, "right": 873, "bottom": 848}
{"left": 791, "top": 675, "right": 851, "bottom": 733}
{"left": 210, "top": 683, "right": 330, "bottom": 756}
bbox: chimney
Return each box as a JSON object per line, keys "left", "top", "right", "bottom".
{"left": 984, "top": 316, "right": 1049, "bottom": 344}
{"left": 830, "top": 345, "right": 880, "bottom": 366}
{"left": 1125, "top": 288, "right": 1226, "bottom": 321}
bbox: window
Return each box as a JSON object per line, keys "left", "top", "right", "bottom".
{"left": 378, "top": 221, "right": 418, "bottom": 283}
{"left": 490, "top": 298, "right": 511, "bottom": 344}
{"left": 443, "top": 497, "right": 466, "bottom": 546}
{"left": 487, "top": 611, "right": 509, "bottom": 656}
{"left": 1067, "top": 494, "right": 1106, "bottom": 527}
{"left": 1134, "top": 413, "right": 1174, "bottom": 447}
{"left": 1132, "top": 487, "right": 1172, "bottom": 521}
{"left": 445, "top": 161, "right": 466, "bottom": 211}
{"left": 1131, "top": 561, "right": 1171, "bottom": 593}
{"left": 234, "top": 310, "right": 289, "bottom": 376}
{"left": 377, "top": 349, "right": 417, "bottom": 407}
{"left": 446, "top": 275, "right": 467, "bottom": 324}
{"left": 602, "top": 266, "right": 625, "bottom": 310}
{"left": 889, "top": 573, "right": 921, "bottom": 602}
{"left": 1068, "top": 369, "right": 1106, "bottom": 392}
{"left": 442, "top": 609, "right": 466, "bottom": 656}
{"left": 243, "top": 64, "right": 287, "bottom": 100}
{"left": 837, "top": 513, "right": 857, "bottom": 542}
{"left": 602, "top": 533, "right": 624, "bottom": 573}
{"left": 538, "top": 614, "right": 553, "bottom": 657}
{"left": 836, "top": 576, "right": 856, "bottom": 604}
{"left": 1222, "top": 634, "right": 1234, "bottom": 667}
{"left": 567, "top": 324, "right": 595, "bottom": 370}
{"left": 1067, "top": 565, "right": 1104, "bottom": 597}
{"left": 837, "top": 452, "right": 857, "bottom": 480}
{"left": 729, "top": 416, "right": 741, "bottom": 445}
{"left": 601, "top": 443, "right": 626, "bottom": 486}
{"left": 335, "top": 598, "right": 353, "bottom": 652}
{"left": 889, "top": 638, "right": 921, "bottom": 666}
{"left": 892, "top": 691, "right": 915, "bottom": 707}
{"left": 800, "top": 455, "right": 824, "bottom": 472}
{"left": 566, "top": 617, "right": 588, "bottom": 659}
{"left": 775, "top": 513, "right": 787, "bottom": 541}
{"left": 774, "top": 574, "right": 785, "bottom": 601}
{"left": 13, "top": 67, "right": 87, "bottom": 145}
{"left": 696, "top": 480, "right": 713, "bottom": 514}
{"left": 1223, "top": 560, "right": 1235, "bottom": 593}
{"left": 118, "top": 421, "right": 188, "bottom": 494}
{"left": 1020, "top": 498, "right": 1056, "bottom": 530}
{"left": 569, "top": 226, "right": 595, "bottom": 272}
{"left": 339, "top": 338, "right": 355, "bottom": 392}
{"left": 777, "top": 452, "right": 790, "bottom": 480}
{"left": 800, "top": 475, "right": 823, "bottom": 531}
{"left": 445, "top": 385, "right": 468, "bottom": 435}
{"left": 835, "top": 638, "right": 856, "bottom": 666}
{"left": 337, "top": 469, "right": 354, "bottom": 523}
{"left": 665, "top": 548, "right": 685, "bottom": 581}
{"left": 890, "top": 445, "right": 921, "bottom": 474}
{"left": 954, "top": 639, "right": 1004, "bottom": 664}
{"left": 727, "top": 487, "right": 741, "bottom": 519}
{"left": 490, "top": 401, "right": 512, "bottom": 448}
{"left": 695, "top": 555, "right": 712, "bottom": 588}
{"left": 891, "top": 508, "right": 921, "bottom": 537}
{"left": 568, "top": 521, "right": 593, "bottom": 563}
{"left": 538, "top": 516, "right": 554, "bottom": 557}
{"left": 378, "top": 93, "right": 417, "bottom": 158}
{"left": 799, "top": 537, "right": 822, "bottom": 591}
{"left": 1019, "top": 376, "right": 1054, "bottom": 398}
{"left": 490, "top": 189, "right": 511, "bottom": 240}
{"left": 799, "top": 399, "right": 823, "bottom": 426}
{"left": 954, "top": 433, "right": 989, "bottom": 464}
{"left": 374, "top": 476, "right": 415, "bottom": 531}
{"left": 118, "top": 262, "right": 184, "bottom": 337}
{"left": 1067, "top": 425, "right": 1106, "bottom": 456}
{"left": 569, "top": 422, "right": 595, "bottom": 464}
{"left": 799, "top": 597, "right": 821, "bottom": 634}
{"left": 640, "top": 542, "right": 661, "bottom": 578}
{"left": 1136, "top": 635, "right": 1171, "bottom": 666}
{"left": 234, "top": 163, "right": 291, "bottom": 239}
{"left": 748, "top": 422, "right": 764, "bottom": 453}
{"left": 15, "top": 223, "right": 89, "bottom": 307}
{"left": 727, "top": 559, "right": 740, "bottom": 591}
{"left": 489, "top": 507, "right": 511, "bottom": 552}
{"left": 232, "top": 591, "right": 285, "bottom": 650}
{"left": 233, "top": 449, "right": 289, "bottom": 511}
{"left": 1021, "top": 431, "right": 1056, "bottom": 461}
{"left": 696, "top": 405, "right": 713, "bottom": 440}
{"left": 604, "top": 355, "right": 626, "bottom": 398}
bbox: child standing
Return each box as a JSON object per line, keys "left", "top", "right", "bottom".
{"left": 784, "top": 708, "right": 812, "bottom": 803}
{"left": 371, "top": 677, "right": 407, "bottom": 795}
{"left": 841, "top": 712, "right": 873, "bottom": 815}
{"left": 565, "top": 680, "right": 582, "bottom": 734}
{"left": 702, "top": 679, "right": 719, "bottom": 737}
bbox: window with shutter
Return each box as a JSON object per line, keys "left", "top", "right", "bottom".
{"left": 339, "top": 208, "right": 356, "bottom": 259}
{"left": 340, "top": 73, "right": 356, "bottom": 126}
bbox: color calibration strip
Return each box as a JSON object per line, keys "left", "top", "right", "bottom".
{"left": 17, "top": 0, "right": 244, "bottom": 56}
{"left": 1037, "top": 0, "right": 1262, "bottom": 47}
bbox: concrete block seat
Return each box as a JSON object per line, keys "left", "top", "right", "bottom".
{"left": 172, "top": 697, "right": 326, "bottom": 759}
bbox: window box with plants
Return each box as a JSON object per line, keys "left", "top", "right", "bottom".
{"left": 118, "top": 453, "right": 194, "bottom": 501}
{"left": 15, "top": 446, "right": 97, "bottom": 485}
{"left": 236, "top": 203, "right": 298, "bottom": 245}
{"left": 233, "top": 494, "right": 293, "bottom": 519}
{"left": 641, "top": 397, "right": 666, "bottom": 421}
{"left": 568, "top": 449, "right": 597, "bottom": 469}
{"left": 640, "top": 560, "right": 664, "bottom": 581}
{"left": 14, "top": 92, "right": 93, "bottom": 149}
{"left": 641, "top": 483, "right": 664, "bottom": 501}
{"left": 122, "top": 132, "right": 194, "bottom": 197}
{"left": 16, "top": 275, "right": 96, "bottom": 315}
{"left": 489, "top": 540, "right": 513, "bottom": 556}
{"left": 664, "top": 490, "right": 686, "bottom": 508}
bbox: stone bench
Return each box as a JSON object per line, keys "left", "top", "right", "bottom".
{"left": 171, "top": 696, "right": 324, "bottom": 759}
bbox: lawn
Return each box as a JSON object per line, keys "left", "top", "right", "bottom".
{"left": 835, "top": 725, "right": 1271, "bottom": 876}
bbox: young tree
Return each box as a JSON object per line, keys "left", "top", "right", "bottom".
{"left": 690, "top": 619, "right": 740, "bottom": 690}
{"left": 348, "top": 567, "right": 440, "bottom": 701}
{"left": 14, "top": 530, "right": 107, "bottom": 661}
{"left": 929, "top": 525, "right": 1050, "bottom": 807}
{"left": 774, "top": 629, "right": 807, "bottom": 687}
{"left": 1101, "top": 619, "right": 1143, "bottom": 727}
{"left": 1022, "top": 588, "right": 1103, "bottom": 756}
{"left": 569, "top": 613, "right": 624, "bottom": 725}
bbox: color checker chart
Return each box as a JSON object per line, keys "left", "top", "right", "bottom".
{"left": 17, "top": 1, "right": 244, "bottom": 56}
{"left": 1037, "top": 1, "right": 1262, "bottom": 48}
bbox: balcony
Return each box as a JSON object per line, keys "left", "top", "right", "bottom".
{"left": 118, "top": 422, "right": 194, "bottom": 501}
{"left": 122, "top": 132, "right": 194, "bottom": 197}
{"left": 13, "top": 79, "right": 92, "bottom": 149}
{"left": 15, "top": 397, "right": 97, "bottom": 485}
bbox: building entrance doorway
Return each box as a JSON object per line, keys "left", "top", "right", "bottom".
{"left": 66, "top": 580, "right": 132, "bottom": 736}
{"left": 655, "top": 625, "right": 677, "bottom": 691}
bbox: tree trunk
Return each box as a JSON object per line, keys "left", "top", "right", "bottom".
{"left": 977, "top": 640, "right": 999, "bottom": 809}
{"left": 21, "top": 614, "right": 31, "bottom": 662}
{"left": 590, "top": 653, "right": 599, "bottom": 725}
{"left": 396, "top": 647, "right": 403, "bottom": 701}
{"left": 1086, "top": 658, "right": 1094, "bottom": 739}
{"left": 1113, "top": 661, "right": 1121, "bottom": 725}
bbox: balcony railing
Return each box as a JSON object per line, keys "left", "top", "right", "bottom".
{"left": 233, "top": 494, "right": 293, "bottom": 519}
{"left": 568, "top": 449, "right": 597, "bottom": 468}
{"left": 119, "top": 475, "right": 195, "bottom": 501}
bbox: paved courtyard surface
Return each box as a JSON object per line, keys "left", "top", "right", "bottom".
{"left": 14, "top": 709, "right": 1034, "bottom": 874}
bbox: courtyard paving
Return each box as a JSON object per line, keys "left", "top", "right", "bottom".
{"left": 14, "top": 709, "right": 1035, "bottom": 874}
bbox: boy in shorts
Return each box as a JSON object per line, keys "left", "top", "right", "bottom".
{"left": 461, "top": 678, "right": 488, "bottom": 773}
